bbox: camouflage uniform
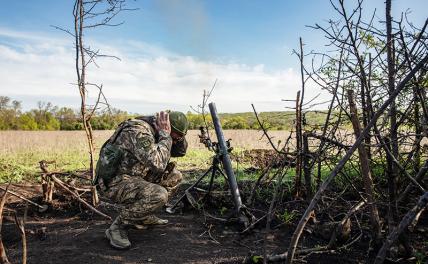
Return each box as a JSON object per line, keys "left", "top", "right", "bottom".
{"left": 97, "top": 118, "right": 186, "bottom": 226}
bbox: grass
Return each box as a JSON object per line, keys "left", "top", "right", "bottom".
{"left": 171, "top": 149, "right": 213, "bottom": 172}
{"left": 0, "top": 130, "right": 288, "bottom": 183}
{"left": 2, "top": 130, "right": 411, "bottom": 187}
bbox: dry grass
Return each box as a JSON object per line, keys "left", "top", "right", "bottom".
{"left": 0, "top": 130, "right": 290, "bottom": 182}
{"left": 187, "top": 129, "right": 290, "bottom": 149}
{"left": 0, "top": 131, "right": 108, "bottom": 156}
{"left": 1, "top": 130, "right": 425, "bottom": 183}
{"left": 0, "top": 130, "right": 290, "bottom": 154}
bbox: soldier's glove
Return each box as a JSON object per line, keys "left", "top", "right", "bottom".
{"left": 164, "top": 161, "right": 176, "bottom": 175}
{"left": 160, "top": 161, "right": 183, "bottom": 190}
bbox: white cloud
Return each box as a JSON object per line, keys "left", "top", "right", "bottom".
{"left": 0, "top": 27, "right": 329, "bottom": 113}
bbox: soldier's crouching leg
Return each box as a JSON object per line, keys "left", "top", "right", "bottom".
{"left": 104, "top": 175, "right": 168, "bottom": 224}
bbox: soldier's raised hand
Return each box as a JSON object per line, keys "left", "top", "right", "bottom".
{"left": 156, "top": 111, "right": 171, "bottom": 134}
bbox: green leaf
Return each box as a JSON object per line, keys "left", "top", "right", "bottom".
{"left": 251, "top": 255, "right": 263, "bottom": 263}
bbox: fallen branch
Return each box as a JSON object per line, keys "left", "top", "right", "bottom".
{"left": 61, "top": 180, "right": 92, "bottom": 193}
{"left": 39, "top": 160, "right": 111, "bottom": 220}
{"left": 374, "top": 191, "right": 428, "bottom": 264}
{"left": 49, "top": 174, "right": 111, "bottom": 220}
{"left": 207, "top": 224, "right": 220, "bottom": 245}
{"left": 267, "top": 246, "right": 332, "bottom": 262}
{"left": 409, "top": 204, "right": 427, "bottom": 232}
{"left": 241, "top": 214, "right": 267, "bottom": 234}
{"left": 0, "top": 186, "right": 47, "bottom": 212}
{"left": 14, "top": 204, "right": 28, "bottom": 264}
{"left": 397, "top": 159, "right": 428, "bottom": 203}
{"left": 0, "top": 185, "right": 10, "bottom": 264}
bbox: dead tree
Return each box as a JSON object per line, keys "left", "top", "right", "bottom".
{"left": 246, "top": 0, "right": 428, "bottom": 262}
{"left": 74, "top": 0, "right": 99, "bottom": 205}
{"left": 293, "top": 38, "right": 314, "bottom": 199}
{"left": 283, "top": 51, "right": 428, "bottom": 264}
{"left": 294, "top": 90, "right": 303, "bottom": 197}
{"left": 54, "top": 0, "right": 136, "bottom": 205}
{"left": 347, "top": 89, "right": 381, "bottom": 239}
{"left": 190, "top": 79, "right": 217, "bottom": 138}
{"left": 302, "top": 132, "right": 312, "bottom": 200}
{"left": 385, "top": 0, "right": 399, "bottom": 231}
{"left": 245, "top": 0, "right": 427, "bottom": 261}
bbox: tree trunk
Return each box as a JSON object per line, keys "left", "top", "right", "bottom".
{"left": 386, "top": 0, "right": 399, "bottom": 230}
{"left": 294, "top": 91, "right": 302, "bottom": 197}
{"left": 74, "top": 0, "right": 98, "bottom": 206}
{"left": 347, "top": 89, "right": 381, "bottom": 239}
{"left": 303, "top": 132, "right": 312, "bottom": 200}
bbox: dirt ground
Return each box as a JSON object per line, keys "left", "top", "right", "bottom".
{"left": 3, "top": 184, "right": 277, "bottom": 264}
{"left": 5, "top": 209, "right": 252, "bottom": 264}
{"left": 2, "top": 180, "right": 427, "bottom": 264}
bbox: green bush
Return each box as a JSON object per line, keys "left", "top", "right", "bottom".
{"left": 17, "top": 113, "right": 38, "bottom": 130}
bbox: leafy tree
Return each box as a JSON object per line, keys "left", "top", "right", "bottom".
{"left": 223, "top": 116, "right": 249, "bottom": 129}
{"left": 31, "top": 102, "right": 60, "bottom": 130}
{"left": 91, "top": 108, "right": 128, "bottom": 130}
{"left": 55, "top": 107, "right": 80, "bottom": 130}
{"left": 186, "top": 112, "right": 205, "bottom": 129}
{"left": 17, "top": 113, "right": 38, "bottom": 130}
{"left": 0, "top": 96, "right": 10, "bottom": 110}
{"left": 0, "top": 96, "right": 21, "bottom": 130}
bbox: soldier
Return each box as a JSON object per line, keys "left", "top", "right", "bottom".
{"left": 94, "top": 111, "right": 189, "bottom": 249}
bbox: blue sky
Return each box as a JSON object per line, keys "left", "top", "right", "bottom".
{"left": 0, "top": 0, "right": 427, "bottom": 113}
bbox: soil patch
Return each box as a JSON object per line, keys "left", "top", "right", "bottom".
{"left": 2, "top": 180, "right": 427, "bottom": 264}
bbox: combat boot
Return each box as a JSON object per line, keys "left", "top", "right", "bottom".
{"left": 129, "top": 215, "right": 168, "bottom": 230}
{"left": 143, "top": 214, "right": 169, "bottom": 225}
{"left": 105, "top": 216, "right": 131, "bottom": 249}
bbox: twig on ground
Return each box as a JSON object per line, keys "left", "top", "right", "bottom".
{"left": 0, "top": 184, "right": 10, "bottom": 264}
{"left": 49, "top": 174, "right": 111, "bottom": 220}
{"left": 0, "top": 186, "right": 46, "bottom": 211}
{"left": 14, "top": 203, "right": 28, "bottom": 264}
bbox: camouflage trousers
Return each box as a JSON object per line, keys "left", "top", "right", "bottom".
{"left": 102, "top": 168, "right": 182, "bottom": 223}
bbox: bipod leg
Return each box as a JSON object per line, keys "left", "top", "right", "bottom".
{"left": 202, "top": 158, "right": 221, "bottom": 202}
{"left": 166, "top": 166, "right": 213, "bottom": 213}
{"left": 217, "top": 168, "right": 229, "bottom": 182}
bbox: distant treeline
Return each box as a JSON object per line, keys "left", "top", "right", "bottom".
{"left": 0, "top": 96, "right": 329, "bottom": 131}
{"left": 0, "top": 96, "right": 128, "bottom": 130}
{"left": 187, "top": 111, "right": 330, "bottom": 130}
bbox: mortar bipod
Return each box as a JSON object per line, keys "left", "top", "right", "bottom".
{"left": 167, "top": 102, "right": 254, "bottom": 228}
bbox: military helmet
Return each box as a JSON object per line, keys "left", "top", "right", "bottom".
{"left": 169, "top": 111, "right": 188, "bottom": 136}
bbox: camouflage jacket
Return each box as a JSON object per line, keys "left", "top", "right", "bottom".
{"left": 106, "top": 118, "right": 172, "bottom": 183}
{"left": 96, "top": 116, "right": 188, "bottom": 186}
